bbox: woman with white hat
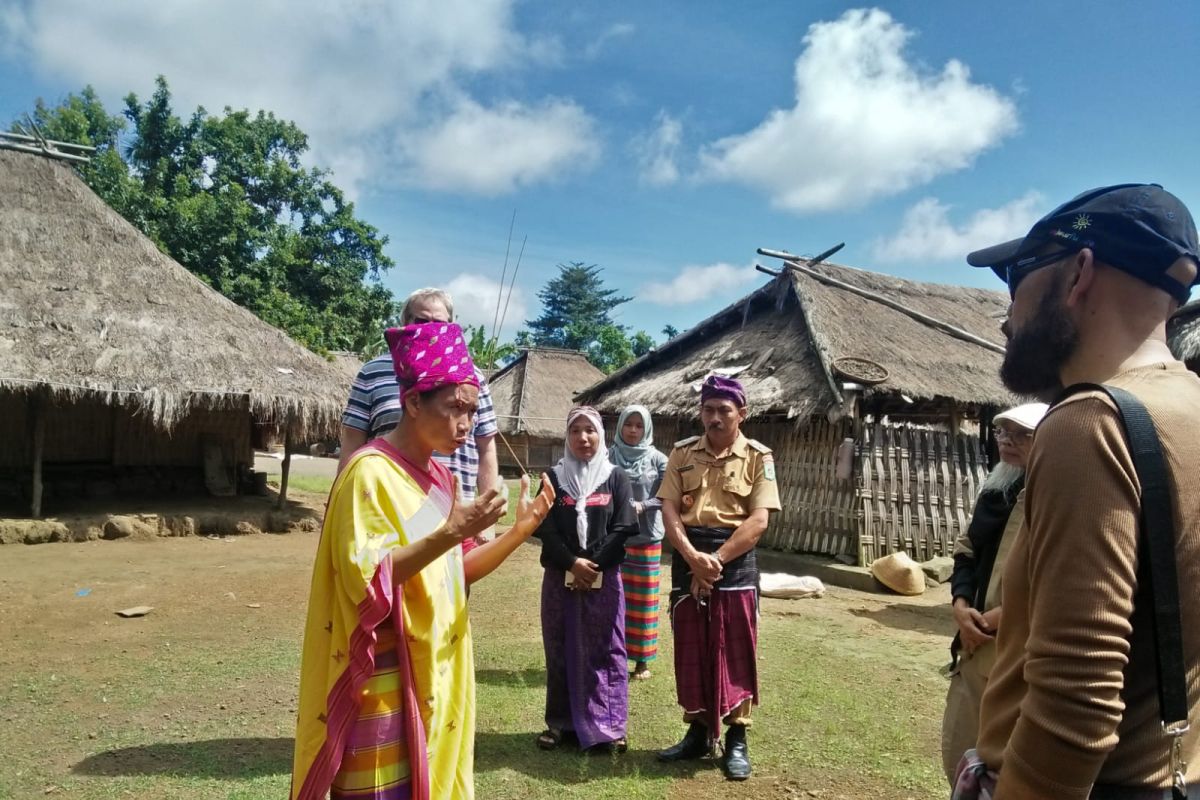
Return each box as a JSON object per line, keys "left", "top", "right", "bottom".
{"left": 940, "top": 401, "right": 1048, "bottom": 785}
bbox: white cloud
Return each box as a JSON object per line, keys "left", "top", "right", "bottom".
{"left": 634, "top": 111, "right": 683, "bottom": 186}
{"left": 585, "top": 22, "right": 636, "bottom": 59}
{"left": 1, "top": 0, "right": 596, "bottom": 196}
{"left": 397, "top": 97, "right": 600, "bottom": 195}
{"left": 639, "top": 263, "right": 758, "bottom": 305}
{"left": 445, "top": 273, "right": 529, "bottom": 338}
{"left": 872, "top": 192, "right": 1045, "bottom": 262}
{"left": 698, "top": 8, "right": 1018, "bottom": 213}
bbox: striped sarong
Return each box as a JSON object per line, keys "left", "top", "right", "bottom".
{"left": 620, "top": 542, "right": 662, "bottom": 664}
{"left": 330, "top": 624, "right": 413, "bottom": 800}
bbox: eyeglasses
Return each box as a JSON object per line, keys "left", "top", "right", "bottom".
{"left": 993, "top": 428, "right": 1033, "bottom": 443}
{"left": 1005, "top": 246, "right": 1086, "bottom": 298}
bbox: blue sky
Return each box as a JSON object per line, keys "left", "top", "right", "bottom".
{"left": 3, "top": 1, "right": 1198, "bottom": 340}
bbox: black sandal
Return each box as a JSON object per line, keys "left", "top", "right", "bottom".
{"left": 536, "top": 728, "right": 564, "bottom": 750}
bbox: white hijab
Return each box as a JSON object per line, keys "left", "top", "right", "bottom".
{"left": 551, "top": 406, "right": 614, "bottom": 549}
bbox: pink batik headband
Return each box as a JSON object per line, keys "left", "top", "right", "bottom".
{"left": 384, "top": 322, "right": 479, "bottom": 402}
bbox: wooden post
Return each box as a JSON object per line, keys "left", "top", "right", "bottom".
{"left": 277, "top": 420, "right": 293, "bottom": 510}
{"left": 30, "top": 393, "right": 45, "bottom": 518}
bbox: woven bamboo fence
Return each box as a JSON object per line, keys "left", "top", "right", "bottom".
{"left": 856, "top": 422, "right": 987, "bottom": 563}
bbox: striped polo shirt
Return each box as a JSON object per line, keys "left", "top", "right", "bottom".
{"left": 341, "top": 354, "right": 498, "bottom": 500}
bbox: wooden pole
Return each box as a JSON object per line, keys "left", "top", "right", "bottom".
{"left": 30, "top": 394, "right": 45, "bottom": 518}
{"left": 779, "top": 258, "right": 1007, "bottom": 354}
{"left": 277, "top": 419, "right": 293, "bottom": 510}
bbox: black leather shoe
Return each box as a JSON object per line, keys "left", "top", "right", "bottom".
{"left": 656, "top": 722, "right": 709, "bottom": 762}
{"left": 722, "top": 724, "right": 751, "bottom": 780}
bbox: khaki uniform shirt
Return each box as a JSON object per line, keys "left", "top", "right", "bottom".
{"left": 657, "top": 432, "right": 782, "bottom": 529}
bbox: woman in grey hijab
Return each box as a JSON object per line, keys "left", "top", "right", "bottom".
{"left": 609, "top": 404, "right": 669, "bottom": 680}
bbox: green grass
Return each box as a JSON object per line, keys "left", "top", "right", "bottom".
{"left": 271, "top": 473, "right": 334, "bottom": 496}
{"left": 0, "top": 541, "right": 948, "bottom": 800}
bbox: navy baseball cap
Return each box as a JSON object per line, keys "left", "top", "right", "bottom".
{"left": 967, "top": 183, "right": 1199, "bottom": 303}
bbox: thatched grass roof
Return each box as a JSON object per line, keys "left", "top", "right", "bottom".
{"left": 577, "top": 261, "right": 1013, "bottom": 421}
{"left": 1168, "top": 299, "right": 1200, "bottom": 366}
{"left": 0, "top": 150, "right": 352, "bottom": 439}
{"left": 488, "top": 348, "right": 605, "bottom": 438}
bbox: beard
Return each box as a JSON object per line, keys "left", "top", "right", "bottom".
{"left": 981, "top": 461, "right": 1025, "bottom": 495}
{"left": 1000, "top": 279, "right": 1079, "bottom": 398}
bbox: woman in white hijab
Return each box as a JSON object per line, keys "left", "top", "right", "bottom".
{"left": 534, "top": 406, "right": 638, "bottom": 754}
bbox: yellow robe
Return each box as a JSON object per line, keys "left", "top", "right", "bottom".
{"left": 291, "top": 443, "right": 475, "bottom": 800}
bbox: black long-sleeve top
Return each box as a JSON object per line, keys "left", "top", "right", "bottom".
{"left": 950, "top": 479, "right": 1024, "bottom": 609}
{"left": 534, "top": 468, "right": 638, "bottom": 572}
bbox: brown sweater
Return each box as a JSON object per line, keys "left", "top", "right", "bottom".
{"left": 977, "top": 362, "right": 1200, "bottom": 798}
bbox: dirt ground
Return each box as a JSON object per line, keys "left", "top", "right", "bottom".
{"left": 0, "top": 500, "right": 955, "bottom": 799}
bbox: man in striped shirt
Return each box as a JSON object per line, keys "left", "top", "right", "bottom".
{"left": 338, "top": 288, "right": 499, "bottom": 506}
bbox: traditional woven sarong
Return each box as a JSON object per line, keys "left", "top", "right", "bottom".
{"left": 541, "top": 566, "right": 629, "bottom": 749}
{"left": 292, "top": 442, "right": 475, "bottom": 800}
{"left": 620, "top": 542, "right": 662, "bottom": 664}
{"left": 669, "top": 526, "right": 759, "bottom": 737}
{"left": 330, "top": 624, "right": 412, "bottom": 800}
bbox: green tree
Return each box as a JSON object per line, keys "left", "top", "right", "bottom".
{"left": 662, "top": 324, "right": 680, "bottom": 340}
{"left": 630, "top": 330, "right": 655, "bottom": 358}
{"left": 464, "top": 324, "right": 517, "bottom": 372}
{"left": 23, "top": 87, "right": 144, "bottom": 225}
{"left": 587, "top": 324, "right": 635, "bottom": 373}
{"left": 17, "top": 78, "right": 396, "bottom": 355}
{"left": 524, "top": 262, "right": 631, "bottom": 350}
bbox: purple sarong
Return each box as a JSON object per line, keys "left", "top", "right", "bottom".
{"left": 541, "top": 566, "right": 629, "bottom": 749}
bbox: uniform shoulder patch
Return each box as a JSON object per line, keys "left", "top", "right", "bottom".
{"left": 673, "top": 435, "right": 701, "bottom": 449}
{"left": 747, "top": 439, "right": 773, "bottom": 454}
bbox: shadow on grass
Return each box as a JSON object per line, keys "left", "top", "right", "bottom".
{"left": 849, "top": 603, "right": 954, "bottom": 638}
{"left": 476, "top": 667, "right": 545, "bottom": 687}
{"left": 73, "top": 737, "right": 292, "bottom": 778}
{"left": 475, "top": 731, "right": 711, "bottom": 785}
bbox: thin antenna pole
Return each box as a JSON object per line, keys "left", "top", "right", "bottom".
{"left": 491, "top": 210, "right": 517, "bottom": 345}
{"left": 491, "top": 234, "right": 527, "bottom": 356}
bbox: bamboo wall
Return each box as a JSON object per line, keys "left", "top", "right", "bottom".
{"left": 495, "top": 433, "right": 560, "bottom": 477}
{"left": 857, "top": 421, "right": 987, "bottom": 563}
{"left": 600, "top": 411, "right": 986, "bottom": 563}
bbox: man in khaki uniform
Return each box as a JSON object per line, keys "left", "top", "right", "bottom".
{"left": 655, "top": 375, "right": 781, "bottom": 781}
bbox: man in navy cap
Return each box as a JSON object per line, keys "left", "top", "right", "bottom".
{"left": 655, "top": 374, "right": 781, "bottom": 780}
{"left": 959, "top": 185, "right": 1200, "bottom": 798}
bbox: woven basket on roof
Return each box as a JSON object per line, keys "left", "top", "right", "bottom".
{"left": 831, "top": 356, "right": 889, "bottom": 385}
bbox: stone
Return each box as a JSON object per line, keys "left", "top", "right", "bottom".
{"left": 920, "top": 556, "right": 955, "bottom": 584}
{"left": 162, "top": 516, "right": 196, "bottom": 538}
{"left": 102, "top": 516, "right": 138, "bottom": 540}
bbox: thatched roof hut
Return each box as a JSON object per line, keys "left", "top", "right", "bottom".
{"left": 487, "top": 348, "right": 605, "bottom": 474}
{"left": 582, "top": 262, "right": 1011, "bottom": 421}
{"left": 578, "top": 262, "right": 1013, "bottom": 564}
{"left": 0, "top": 149, "right": 353, "bottom": 515}
{"left": 1169, "top": 299, "right": 1200, "bottom": 373}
